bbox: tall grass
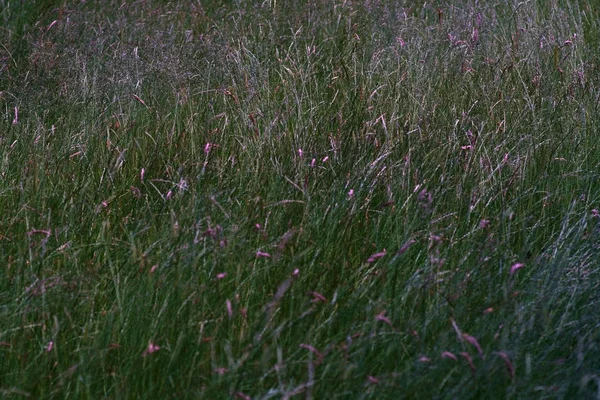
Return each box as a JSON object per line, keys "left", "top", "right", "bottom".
{"left": 1, "top": 0, "right": 599, "bottom": 398}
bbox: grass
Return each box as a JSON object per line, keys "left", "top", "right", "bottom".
{"left": 1, "top": 0, "right": 599, "bottom": 398}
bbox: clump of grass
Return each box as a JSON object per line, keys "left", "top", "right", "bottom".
{"left": 1, "top": 0, "right": 599, "bottom": 398}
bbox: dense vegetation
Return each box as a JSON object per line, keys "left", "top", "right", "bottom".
{"left": 1, "top": 0, "right": 599, "bottom": 398}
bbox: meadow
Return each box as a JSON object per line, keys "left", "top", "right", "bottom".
{"left": 1, "top": 0, "right": 599, "bottom": 398}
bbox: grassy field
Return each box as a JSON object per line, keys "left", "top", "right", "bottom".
{"left": 1, "top": 0, "right": 600, "bottom": 398}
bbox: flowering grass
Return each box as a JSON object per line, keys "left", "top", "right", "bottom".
{"left": 1, "top": 0, "right": 600, "bottom": 398}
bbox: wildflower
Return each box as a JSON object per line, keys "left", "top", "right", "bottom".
{"left": 322, "top": 156, "right": 329, "bottom": 163}
{"left": 460, "top": 352, "right": 476, "bottom": 373}
{"left": 12, "top": 107, "right": 18, "bottom": 125}
{"left": 367, "top": 375, "right": 379, "bottom": 384}
{"left": 177, "top": 178, "right": 188, "bottom": 191}
{"left": 311, "top": 158, "right": 316, "bottom": 167}
{"left": 292, "top": 268, "right": 300, "bottom": 277}
{"left": 417, "top": 187, "right": 433, "bottom": 210}
{"left": 308, "top": 291, "right": 327, "bottom": 303}
{"left": 471, "top": 27, "right": 479, "bottom": 43}
{"left": 46, "top": 341, "right": 54, "bottom": 352}
{"left": 375, "top": 311, "right": 392, "bottom": 327}
{"left": 348, "top": 189, "right": 354, "bottom": 198}
{"left": 256, "top": 250, "right": 271, "bottom": 258}
{"left": 398, "top": 239, "right": 416, "bottom": 254}
{"left": 463, "top": 333, "right": 483, "bottom": 357}
{"left": 418, "top": 356, "right": 431, "bottom": 363}
{"left": 430, "top": 234, "right": 442, "bottom": 244}
{"left": 214, "top": 367, "right": 228, "bottom": 375}
{"left": 226, "top": 299, "right": 233, "bottom": 318}
{"left": 298, "top": 148, "right": 303, "bottom": 158}
{"left": 479, "top": 219, "right": 490, "bottom": 229}
{"left": 466, "top": 129, "right": 476, "bottom": 145}
{"left": 299, "top": 343, "right": 324, "bottom": 364}
{"left": 216, "top": 272, "right": 227, "bottom": 279}
{"left": 131, "top": 186, "right": 142, "bottom": 199}
{"left": 510, "top": 263, "right": 525, "bottom": 275}
{"left": 142, "top": 342, "right": 160, "bottom": 356}
{"left": 441, "top": 351, "right": 457, "bottom": 361}
{"left": 140, "top": 168, "right": 145, "bottom": 182}
{"left": 592, "top": 209, "right": 599, "bottom": 217}
{"left": 204, "top": 143, "right": 211, "bottom": 155}
{"left": 367, "top": 250, "right": 387, "bottom": 263}
{"left": 495, "top": 351, "right": 515, "bottom": 380}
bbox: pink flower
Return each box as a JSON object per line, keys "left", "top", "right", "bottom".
{"left": 216, "top": 272, "right": 227, "bottom": 279}
{"left": 418, "top": 356, "right": 431, "bottom": 363}
{"left": 299, "top": 343, "right": 324, "bottom": 364}
{"left": 12, "top": 107, "right": 18, "bottom": 125}
{"left": 204, "top": 143, "right": 211, "bottom": 155}
{"left": 463, "top": 333, "right": 483, "bottom": 357}
{"left": 430, "top": 234, "right": 442, "bottom": 244}
{"left": 226, "top": 299, "right": 233, "bottom": 318}
{"left": 441, "top": 351, "right": 457, "bottom": 361}
{"left": 367, "top": 250, "right": 387, "bottom": 263}
{"left": 311, "top": 158, "right": 316, "bottom": 167}
{"left": 418, "top": 188, "right": 433, "bottom": 208}
{"left": 460, "top": 352, "right": 476, "bottom": 373}
{"left": 46, "top": 341, "right": 54, "bottom": 352}
{"left": 131, "top": 186, "right": 142, "bottom": 199}
{"left": 471, "top": 27, "right": 479, "bottom": 43}
{"left": 495, "top": 351, "right": 515, "bottom": 380}
{"left": 308, "top": 291, "right": 327, "bottom": 303}
{"left": 367, "top": 375, "right": 379, "bottom": 384}
{"left": 398, "top": 239, "right": 416, "bottom": 254}
{"left": 298, "top": 148, "right": 303, "bottom": 158}
{"left": 479, "top": 219, "right": 490, "bottom": 228}
{"left": 375, "top": 311, "right": 392, "bottom": 327}
{"left": 348, "top": 189, "right": 354, "bottom": 198}
{"left": 510, "top": 263, "right": 525, "bottom": 275}
{"left": 140, "top": 168, "right": 145, "bottom": 181}
{"left": 256, "top": 250, "right": 271, "bottom": 258}
{"left": 292, "top": 268, "right": 300, "bottom": 277}
{"left": 592, "top": 209, "right": 599, "bottom": 217}
{"left": 214, "top": 367, "right": 228, "bottom": 375}
{"left": 322, "top": 156, "right": 329, "bottom": 163}
{"left": 142, "top": 342, "right": 160, "bottom": 356}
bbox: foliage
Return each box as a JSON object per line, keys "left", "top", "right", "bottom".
{"left": 1, "top": 1, "right": 599, "bottom": 398}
